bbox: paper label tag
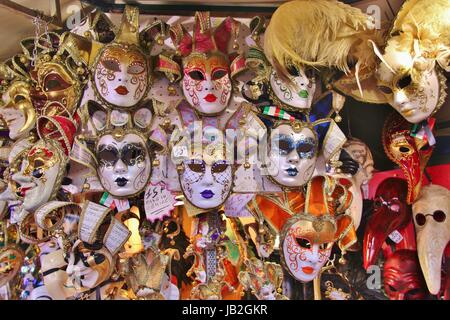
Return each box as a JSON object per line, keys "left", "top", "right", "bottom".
{"left": 144, "top": 182, "right": 177, "bottom": 223}
{"left": 388, "top": 230, "right": 404, "bottom": 244}
{"left": 79, "top": 201, "right": 111, "bottom": 244}
{"left": 103, "top": 218, "right": 131, "bottom": 256}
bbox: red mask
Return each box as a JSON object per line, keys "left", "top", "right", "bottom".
{"left": 383, "top": 249, "right": 429, "bottom": 300}
{"left": 382, "top": 112, "right": 434, "bottom": 204}
{"left": 363, "top": 178, "right": 411, "bottom": 269}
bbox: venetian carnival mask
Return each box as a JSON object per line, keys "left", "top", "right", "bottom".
{"left": 343, "top": 138, "right": 374, "bottom": 185}
{"left": 382, "top": 112, "right": 433, "bottom": 204}
{"left": 268, "top": 122, "right": 318, "bottom": 188}
{"left": 383, "top": 249, "right": 428, "bottom": 300}
{"left": 168, "top": 12, "right": 242, "bottom": 116}
{"left": 363, "top": 178, "right": 411, "bottom": 269}
{"left": 0, "top": 81, "right": 35, "bottom": 140}
{"left": 93, "top": 44, "right": 148, "bottom": 109}
{"left": 374, "top": 0, "right": 449, "bottom": 124}
{"left": 176, "top": 142, "right": 233, "bottom": 210}
{"left": 281, "top": 176, "right": 355, "bottom": 283}
{"left": 96, "top": 132, "right": 152, "bottom": 197}
{"left": 412, "top": 184, "right": 450, "bottom": 295}
{"left": 269, "top": 66, "right": 316, "bottom": 110}
{"left": 11, "top": 139, "right": 66, "bottom": 212}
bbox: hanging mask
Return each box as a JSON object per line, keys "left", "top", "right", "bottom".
{"left": 0, "top": 80, "right": 35, "bottom": 140}
{"left": 383, "top": 249, "right": 429, "bottom": 300}
{"left": 363, "top": 177, "right": 412, "bottom": 269}
{"left": 29, "top": 32, "right": 88, "bottom": 118}
{"left": 175, "top": 141, "right": 234, "bottom": 211}
{"left": 374, "top": 0, "right": 449, "bottom": 124}
{"left": 73, "top": 101, "right": 164, "bottom": 198}
{"left": 73, "top": 6, "right": 158, "bottom": 110}
{"left": 267, "top": 121, "right": 318, "bottom": 188}
{"left": 280, "top": 176, "right": 356, "bottom": 283}
{"left": 413, "top": 184, "right": 450, "bottom": 295}
{"left": 167, "top": 12, "right": 244, "bottom": 116}
{"left": 382, "top": 112, "right": 434, "bottom": 204}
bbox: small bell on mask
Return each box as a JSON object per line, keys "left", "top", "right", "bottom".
{"left": 152, "top": 158, "right": 160, "bottom": 167}
{"left": 167, "top": 81, "right": 177, "bottom": 96}
{"left": 338, "top": 251, "right": 347, "bottom": 265}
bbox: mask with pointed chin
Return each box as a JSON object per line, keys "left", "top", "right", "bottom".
{"left": 383, "top": 249, "right": 429, "bottom": 300}
{"left": 182, "top": 53, "right": 231, "bottom": 116}
{"left": 363, "top": 178, "right": 411, "bottom": 269}
{"left": 96, "top": 132, "right": 152, "bottom": 198}
{"left": 413, "top": 184, "right": 450, "bottom": 295}
{"left": 94, "top": 45, "right": 149, "bottom": 109}
{"left": 382, "top": 112, "right": 434, "bottom": 204}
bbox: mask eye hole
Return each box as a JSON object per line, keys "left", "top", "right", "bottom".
{"left": 187, "top": 160, "right": 205, "bottom": 173}
{"left": 287, "top": 65, "right": 299, "bottom": 76}
{"left": 273, "top": 136, "right": 293, "bottom": 155}
{"left": 32, "top": 168, "right": 43, "bottom": 179}
{"left": 399, "top": 146, "right": 411, "bottom": 153}
{"left": 211, "top": 69, "right": 227, "bottom": 81}
{"left": 211, "top": 161, "right": 229, "bottom": 174}
{"left": 14, "top": 95, "right": 25, "bottom": 103}
{"left": 397, "top": 75, "right": 412, "bottom": 89}
{"left": 296, "top": 237, "right": 311, "bottom": 249}
{"left": 406, "top": 288, "right": 422, "bottom": 297}
{"left": 388, "top": 285, "right": 397, "bottom": 292}
{"left": 433, "top": 210, "right": 446, "bottom": 222}
{"left": 127, "top": 62, "right": 145, "bottom": 75}
{"left": 43, "top": 74, "right": 70, "bottom": 92}
{"left": 97, "top": 147, "right": 118, "bottom": 166}
{"left": 378, "top": 85, "right": 393, "bottom": 94}
{"left": 415, "top": 213, "right": 427, "bottom": 226}
{"left": 297, "top": 142, "right": 314, "bottom": 153}
{"left": 102, "top": 59, "right": 121, "bottom": 72}
{"left": 187, "top": 70, "right": 205, "bottom": 81}
{"left": 318, "top": 242, "right": 331, "bottom": 250}
{"left": 122, "top": 144, "right": 144, "bottom": 166}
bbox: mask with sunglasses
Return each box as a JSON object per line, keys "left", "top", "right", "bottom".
{"left": 177, "top": 142, "right": 233, "bottom": 210}
{"left": 268, "top": 122, "right": 318, "bottom": 188}
{"left": 382, "top": 112, "right": 434, "bottom": 205}
{"left": 383, "top": 249, "right": 429, "bottom": 300}
{"left": 413, "top": 184, "right": 450, "bottom": 295}
{"left": 280, "top": 176, "right": 356, "bottom": 283}
{"left": 374, "top": 0, "right": 449, "bottom": 124}
{"left": 363, "top": 177, "right": 412, "bottom": 269}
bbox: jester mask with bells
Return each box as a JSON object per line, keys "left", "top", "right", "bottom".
{"left": 280, "top": 175, "right": 356, "bottom": 283}
{"left": 77, "top": 6, "right": 155, "bottom": 110}
{"left": 161, "top": 12, "right": 244, "bottom": 116}
{"left": 173, "top": 139, "right": 235, "bottom": 211}
{"left": 383, "top": 249, "right": 429, "bottom": 300}
{"left": 72, "top": 101, "right": 165, "bottom": 198}
{"left": 363, "top": 178, "right": 412, "bottom": 270}
{"left": 0, "top": 57, "right": 35, "bottom": 141}
{"left": 238, "top": 258, "right": 287, "bottom": 300}
{"left": 10, "top": 115, "right": 77, "bottom": 214}
{"left": 264, "top": 0, "right": 383, "bottom": 105}
{"left": 382, "top": 112, "right": 434, "bottom": 204}
{"left": 374, "top": 0, "right": 449, "bottom": 124}
{"left": 413, "top": 184, "right": 450, "bottom": 296}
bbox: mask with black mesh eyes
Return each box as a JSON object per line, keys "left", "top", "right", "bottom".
{"left": 97, "top": 143, "right": 145, "bottom": 168}
{"left": 271, "top": 134, "right": 317, "bottom": 159}
{"left": 182, "top": 159, "right": 231, "bottom": 184}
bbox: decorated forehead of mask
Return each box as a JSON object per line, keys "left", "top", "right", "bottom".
{"left": 382, "top": 112, "right": 434, "bottom": 204}
{"left": 412, "top": 184, "right": 450, "bottom": 295}
{"left": 383, "top": 249, "right": 428, "bottom": 300}
{"left": 90, "top": 6, "right": 151, "bottom": 110}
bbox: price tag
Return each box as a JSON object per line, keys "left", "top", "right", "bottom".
{"left": 144, "top": 182, "right": 177, "bottom": 223}
{"left": 388, "top": 230, "right": 404, "bottom": 244}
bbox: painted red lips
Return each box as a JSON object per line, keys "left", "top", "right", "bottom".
{"left": 204, "top": 94, "right": 217, "bottom": 103}
{"left": 115, "top": 86, "right": 129, "bottom": 95}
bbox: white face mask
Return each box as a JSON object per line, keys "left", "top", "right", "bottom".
{"left": 268, "top": 124, "right": 318, "bottom": 188}
{"left": 96, "top": 133, "right": 151, "bottom": 197}
{"left": 377, "top": 48, "right": 442, "bottom": 124}
{"left": 282, "top": 220, "right": 333, "bottom": 282}
{"left": 413, "top": 185, "right": 450, "bottom": 295}
{"left": 12, "top": 144, "right": 61, "bottom": 212}
{"left": 0, "top": 106, "right": 27, "bottom": 140}
{"left": 180, "top": 158, "right": 233, "bottom": 210}
{"left": 182, "top": 54, "right": 232, "bottom": 115}
{"left": 269, "top": 67, "right": 316, "bottom": 110}
{"left": 94, "top": 45, "right": 148, "bottom": 108}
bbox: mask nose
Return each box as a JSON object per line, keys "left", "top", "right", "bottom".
{"left": 201, "top": 168, "right": 214, "bottom": 186}
{"left": 393, "top": 90, "right": 409, "bottom": 108}
{"left": 287, "top": 149, "right": 300, "bottom": 164}
{"left": 308, "top": 244, "right": 320, "bottom": 264}
{"left": 113, "top": 159, "right": 128, "bottom": 174}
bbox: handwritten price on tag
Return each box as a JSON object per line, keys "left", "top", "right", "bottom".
{"left": 144, "top": 182, "right": 176, "bottom": 223}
